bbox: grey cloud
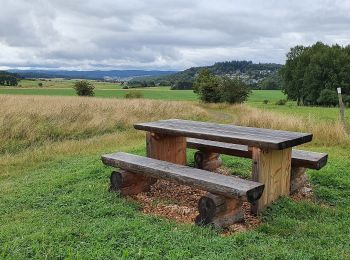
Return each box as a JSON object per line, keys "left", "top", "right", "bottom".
{"left": 0, "top": 0, "right": 350, "bottom": 70}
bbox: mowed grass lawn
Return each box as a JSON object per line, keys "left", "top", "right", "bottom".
{"left": 1, "top": 94, "right": 350, "bottom": 258}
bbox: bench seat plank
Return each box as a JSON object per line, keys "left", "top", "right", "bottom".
{"left": 187, "top": 138, "right": 327, "bottom": 170}
{"left": 101, "top": 152, "right": 264, "bottom": 202}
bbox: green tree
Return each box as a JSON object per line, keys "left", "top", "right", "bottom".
{"left": 73, "top": 81, "right": 95, "bottom": 96}
{"left": 317, "top": 89, "right": 338, "bottom": 106}
{"left": 258, "top": 73, "right": 282, "bottom": 90}
{"left": 219, "top": 77, "right": 251, "bottom": 104}
{"left": 171, "top": 81, "right": 193, "bottom": 90}
{"left": 281, "top": 42, "right": 350, "bottom": 106}
{"left": 193, "top": 69, "right": 220, "bottom": 103}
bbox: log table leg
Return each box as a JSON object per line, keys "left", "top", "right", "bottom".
{"left": 146, "top": 132, "right": 187, "bottom": 165}
{"left": 251, "top": 147, "right": 292, "bottom": 214}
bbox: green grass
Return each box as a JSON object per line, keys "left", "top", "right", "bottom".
{"left": 247, "top": 90, "right": 287, "bottom": 104}
{"left": 0, "top": 87, "right": 198, "bottom": 101}
{"left": 1, "top": 82, "right": 350, "bottom": 258}
{"left": 1, "top": 145, "right": 349, "bottom": 258}
{"left": 18, "top": 79, "right": 124, "bottom": 89}
{"left": 245, "top": 90, "right": 350, "bottom": 124}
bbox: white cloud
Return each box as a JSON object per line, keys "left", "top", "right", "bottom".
{"left": 0, "top": 0, "right": 350, "bottom": 70}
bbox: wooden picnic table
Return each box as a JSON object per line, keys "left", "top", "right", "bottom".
{"left": 134, "top": 119, "right": 313, "bottom": 213}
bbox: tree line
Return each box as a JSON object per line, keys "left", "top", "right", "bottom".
{"left": 140, "top": 61, "right": 282, "bottom": 90}
{"left": 0, "top": 71, "right": 20, "bottom": 86}
{"left": 280, "top": 42, "right": 350, "bottom": 106}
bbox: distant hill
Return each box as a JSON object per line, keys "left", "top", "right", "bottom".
{"left": 7, "top": 69, "right": 177, "bottom": 81}
{"left": 138, "top": 60, "right": 283, "bottom": 89}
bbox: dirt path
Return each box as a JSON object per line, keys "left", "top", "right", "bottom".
{"left": 206, "top": 108, "right": 237, "bottom": 124}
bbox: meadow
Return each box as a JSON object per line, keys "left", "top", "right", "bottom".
{"left": 1, "top": 81, "right": 350, "bottom": 258}
{"left": 1, "top": 80, "right": 349, "bottom": 124}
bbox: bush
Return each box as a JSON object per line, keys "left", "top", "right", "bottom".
{"left": 38, "top": 82, "right": 43, "bottom": 87}
{"left": 193, "top": 69, "right": 221, "bottom": 103}
{"left": 219, "top": 77, "right": 251, "bottom": 104}
{"left": 171, "top": 81, "right": 193, "bottom": 90}
{"left": 122, "top": 86, "right": 129, "bottom": 89}
{"left": 343, "top": 95, "right": 350, "bottom": 108}
{"left": 128, "top": 81, "right": 149, "bottom": 88}
{"left": 263, "top": 99, "right": 269, "bottom": 104}
{"left": 275, "top": 99, "right": 287, "bottom": 105}
{"left": 158, "top": 80, "right": 171, "bottom": 86}
{"left": 148, "top": 81, "right": 156, "bottom": 87}
{"left": 73, "top": 81, "right": 95, "bottom": 96}
{"left": 193, "top": 69, "right": 250, "bottom": 104}
{"left": 317, "top": 89, "right": 338, "bottom": 107}
{"left": 124, "top": 90, "right": 143, "bottom": 99}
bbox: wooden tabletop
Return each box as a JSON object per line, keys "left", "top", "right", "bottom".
{"left": 134, "top": 119, "right": 312, "bottom": 150}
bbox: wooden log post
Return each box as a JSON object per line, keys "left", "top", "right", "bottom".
{"left": 109, "top": 170, "right": 156, "bottom": 195}
{"left": 194, "top": 151, "right": 223, "bottom": 171}
{"left": 146, "top": 132, "right": 187, "bottom": 165}
{"left": 290, "top": 167, "right": 307, "bottom": 194}
{"left": 195, "top": 193, "right": 243, "bottom": 228}
{"left": 251, "top": 147, "right": 292, "bottom": 214}
{"left": 337, "top": 87, "right": 346, "bottom": 128}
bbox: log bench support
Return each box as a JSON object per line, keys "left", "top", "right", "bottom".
{"left": 188, "top": 138, "right": 327, "bottom": 208}
{"left": 195, "top": 193, "right": 243, "bottom": 228}
{"left": 102, "top": 152, "right": 264, "bottom": 229}
{"left": 290, "top": 167, "right": 307, "bottom": 194}
{"left": 109, "top": 170, "right": 156, "bottom": 195}
{"left": 194, "top": 151, "right": 223, "bottom": 171}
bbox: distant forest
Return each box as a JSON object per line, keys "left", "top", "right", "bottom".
{"left": 7, "top": 69, "right": 176, "bottom": 81}
{"left": 131, "top": 60, "right": 282, "bottom": 90}
{"left": 0, "top": 71, "right": 20, "bottom": 86}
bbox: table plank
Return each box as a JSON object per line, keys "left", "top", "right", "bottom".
{"left": 134, "top": 119, "right": 312, "bottom": 150}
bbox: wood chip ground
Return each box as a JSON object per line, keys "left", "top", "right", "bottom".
{"left": 125, "top": 167, "right": 312, "bottom": 235}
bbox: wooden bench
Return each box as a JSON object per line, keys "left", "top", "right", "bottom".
{"left": 187, "top": 138, "right": 328, "bottom": 193}
{"left": 101, "top": 152, "right": 264, "bottom": 228}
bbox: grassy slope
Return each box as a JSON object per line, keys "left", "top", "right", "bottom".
{"left": 1, "top": 94, "right": 350, "bottom": 258}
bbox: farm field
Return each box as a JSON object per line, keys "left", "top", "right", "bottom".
{"left": 0, "top": 86, "right": 198, "bottom": 101}
{"left": 1, "top": 82, "right": 349, "bottom": 125}
{"left": 1, "top": 93, "right": 350, "bottom": 258}
{"left": 17, "top": 79, "right": 124, "bottom": 89}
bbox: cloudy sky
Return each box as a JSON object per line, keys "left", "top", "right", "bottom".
{"left": 1, "top": 0, "right": 350, "bottom": 70}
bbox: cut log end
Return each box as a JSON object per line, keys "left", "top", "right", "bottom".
{"left": 109, "top": 170, "right": 156, "bottom": 195}
{"left": 194, "top": 151, "right": 222, "bottom": 171}
{"left": 246, "top": 184, "right": 265, "bottom": 203}
{"left": 196, "top": 193, "right": 244, "bottom": 228}
{"left": 109, "top": 171, "right": 123, "bottom": 192}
